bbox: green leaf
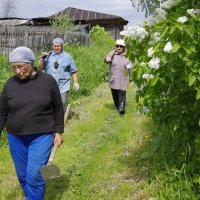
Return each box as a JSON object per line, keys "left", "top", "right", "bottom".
{"left": 185, "top": 27, "right": 194, "bottom": 39}
{"left": 196, "top": 90, "right": 200, "bottom": 100}
{"left": 189, "top": 76, "right": 196, "bottom": 86}
{"left": 169, "top": 26, "right": 176, "bottom": 34}
{"left": 171, "top": 43, "right": 180, "bottom": 53}
{"left": 151, "top": 77, "right": 160, "bottom": 86}
{"left": 161, "top": 26, "right": 170, "bottom": 37}
{"left": 144, "top": 88, "right": 152, "bottom": 99}
{"left": 136, "top": 67, "right": 143, "bottom": 79}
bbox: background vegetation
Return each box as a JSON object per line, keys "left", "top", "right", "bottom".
{"left": 0, "top": 21, "right": 200, "bottom": 199}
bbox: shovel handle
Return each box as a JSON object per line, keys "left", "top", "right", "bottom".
{"left": 48, "top": 142, "right": 59, "bottom": 164}
{"left": 64, "top": 104, "right": 72, "bottom": 124}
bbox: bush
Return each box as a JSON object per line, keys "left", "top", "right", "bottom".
{"left": 123, "top": 0, "right": 200, "bottom": 196}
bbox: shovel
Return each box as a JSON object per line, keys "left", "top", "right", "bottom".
{"left": 40, "top": 143, "right": 60, "bottom": 180}
{"left": 64, "top": 104, "right": 72, "bottom": 124}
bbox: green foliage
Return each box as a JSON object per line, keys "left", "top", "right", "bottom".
{"left": 50, "top": 13, "right": 77, "bottom": 32}
{"left": 125, "top": 0, "right": 200, "bottom": 194}
{"left": 0, "top": 54, "right": 12, "bottom": 91}
{"left": 90, "top": 25, "right": 115, "bottom": 49}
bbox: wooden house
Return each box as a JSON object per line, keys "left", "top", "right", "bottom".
{"left": 0, "top": 7, "right": 128, "bottom": 39}
{"left": 47, "top": 7, "right": 128, "bottom": 39}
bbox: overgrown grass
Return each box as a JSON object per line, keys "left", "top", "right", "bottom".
{"left": 43, "top": 83, "right": 155, "bottom": 199}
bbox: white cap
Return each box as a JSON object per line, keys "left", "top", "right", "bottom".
{"left": 116, "top": 39, "right": 125, "bottom": 47}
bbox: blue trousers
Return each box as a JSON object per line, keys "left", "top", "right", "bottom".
{"left": 7, "top": 132, "right": 54, "bottom": 200}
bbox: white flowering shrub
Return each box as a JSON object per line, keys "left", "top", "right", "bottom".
{"left": 123, "top": 0, "right": 200, "bottom": 183}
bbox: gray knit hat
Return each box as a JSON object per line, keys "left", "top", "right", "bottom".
{"left": 9, "top": 46, "right": 35, "bottom": 63}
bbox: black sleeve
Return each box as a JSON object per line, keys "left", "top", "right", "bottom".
{"left": 49, "top": 76, "right": 64, "bottom": 133}
{"left": 0, "top": 85, "right": 9, "bottom": 135}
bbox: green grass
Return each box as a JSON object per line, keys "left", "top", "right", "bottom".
{"left": 0, "top": 82, "right": 199, "bottom": 199}
{"left": 44, "top": 83, "right": 154, "bottom": 200}
{"left": 0, "top": 83, "right": 153, "bottom": 199}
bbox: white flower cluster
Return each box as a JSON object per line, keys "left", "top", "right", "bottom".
{"left": 149, "top": 32, "right": 161, "bottom": 45}
{"left": 133, "top": 85, "right": 144, "bottom": 95}
{"left": 164, "top": 42, "right": 173, "bottom": 53}
{"left": 145, "top": 16, "right": 158, "bottom": 26}
{"left": 140, "top": 62, "right": 146, "bottom": 67}
{"left": 187, "top": 9, "right": 200, "bottom": 17}
{"left": 143, "top": 106, "right": 150, "bottom": 113}
{"left": 120, "top": 25, "right": 149, "bottom": 40}
{"left": 147, "top": 47, "right": 154, "bottom": 57}
{"left": 142, "top": 73, "right": 154, "bottom": 79}
{"left": 148, "top": 57, "right": 160, "bottom": 69}
{"left": 145, "top": 8, "right": 167, "bottom": 26}
{"left": 161, "top": 0, "right": 181, "bottom": 10}
{"left": 177, "top": 16, "right": 187, "bottom": 23}
{"left": 155, "top": 8, "right": 167, "bottom": 19}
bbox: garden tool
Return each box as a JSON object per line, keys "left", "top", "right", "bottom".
{"left": 40, "top": 143, "right": 60, "bottom": 180}
{"left": 64, "top": 104, "right": 72, "bottom": 124}
{"left": 37, "top": 44, "right": 67, "bottom": 59}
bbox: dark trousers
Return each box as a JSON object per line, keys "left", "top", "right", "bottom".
{"left": 111, "top": 89, "right": 126, "bottom": 110}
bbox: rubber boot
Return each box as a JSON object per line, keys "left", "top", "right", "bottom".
{"left": 119, "top": 102, "right": 125, "bottom": 115}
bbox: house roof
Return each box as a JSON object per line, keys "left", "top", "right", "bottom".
{"left": 48, "top": 7, "right": 128, "bottom": 25}
{"left": 0, "top": 18, "right": 30, "bottom": 26}
{"left": 0, "top": 7, "right": 128, "bottom": 28}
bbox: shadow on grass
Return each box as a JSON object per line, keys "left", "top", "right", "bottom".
{"left": 45, "top": 174, "right": 70, "bottom": 200}
{"left": 69, "top": 111, "right": 80, "bottom": 120}
{"left": 104, "top": 102, "right": 115, "bottom": 111}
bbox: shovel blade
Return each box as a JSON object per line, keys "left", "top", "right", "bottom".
{"left": 40, "top": 164, "right": 60, "bottom": 180}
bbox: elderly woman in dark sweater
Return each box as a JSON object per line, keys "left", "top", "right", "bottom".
{"left": 0, "top": 46, "right": 64, "bottom": 200}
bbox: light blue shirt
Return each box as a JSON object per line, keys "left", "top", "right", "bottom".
{"left": 44, "top": 51, "right": 77, "bottom": 93}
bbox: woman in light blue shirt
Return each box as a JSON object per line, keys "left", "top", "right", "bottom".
{"left": 39, "top": 38, "right": 79, "bottom": 112}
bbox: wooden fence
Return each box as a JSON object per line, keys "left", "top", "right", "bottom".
{"left": 0, "top": 26, "right": 90, "bottom": 54}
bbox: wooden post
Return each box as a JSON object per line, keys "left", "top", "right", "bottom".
{"left": 64, "top": 104, "right": 72, "bottom": 124}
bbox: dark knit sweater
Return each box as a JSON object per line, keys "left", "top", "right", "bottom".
{"left": 0, "top": 70, "right": 64, "bottom": 135}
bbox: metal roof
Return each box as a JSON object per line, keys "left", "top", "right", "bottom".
{"left": 0, "top": 19, "right": 30, "bottom": 26}
{"left": 48, "top": 7, "right": 128, "bottom": 24}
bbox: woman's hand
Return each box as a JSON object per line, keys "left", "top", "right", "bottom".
{"left": 105, "top": 56, "right": 112, "bottom": 63}
{"left": 54, "top": 133, "right": 63, "bottom": 146}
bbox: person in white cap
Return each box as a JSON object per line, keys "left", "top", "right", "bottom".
{"left": 0, "top": 46, "right": 64, "bottom": 199}
{"left": 104, "top": 39, "right": 132, "bottom": 115}
{"left": 38, "top": 37, "right": 79, "bottom": 112}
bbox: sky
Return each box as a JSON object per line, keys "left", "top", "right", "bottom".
{"left": 13, "top": 0, "right": 145, "bottom": 28}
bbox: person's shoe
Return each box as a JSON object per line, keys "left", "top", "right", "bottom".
{"left": 119, "top": 102, "right": 125, "bottom": 115}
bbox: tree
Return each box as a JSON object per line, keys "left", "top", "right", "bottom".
{"left": 50, "top": 13, "right": 77, "bottom": 32}
{"left": 130, "top": 0, "right": 166, "bottom": 17}
{"left": 130, "top": 0, "right": 200, "bottom": 17}
{"left": 0, "top": 0, "right": 16, "bottom": 18}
